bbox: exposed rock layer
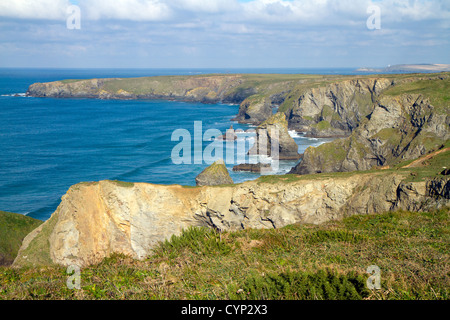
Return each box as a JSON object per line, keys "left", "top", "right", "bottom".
{"left": 248, "top": 113, "right": 301, "bottom": 160}
{"left": 13, "top": 172, "right": 449, "bottom": 268}
{"left": 290, "top": 94, "right": 450, "bottom": 175}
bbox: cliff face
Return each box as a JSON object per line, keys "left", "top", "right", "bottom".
{"left": 248, "top": 112, "right": 301, "bottom": 160}
{"left": 290, "top": 93, "right": 450, "bottom": 175}
{"left": 195, "top": 160, "right": 234, "bottom": 186}
{"left": 27, "top": 75, "right": 247, "bottom": 103}
{"left": 231, "top": 95, "right": 273, "bottom": 125}
{"left": 284, "top": 78, "right": 394, "bottom": 137}
{"left": 27, "top": 73, "right": 448, "bottom": 136}
{"left": 13, "top": 170, "right": 449, "bottom": 268}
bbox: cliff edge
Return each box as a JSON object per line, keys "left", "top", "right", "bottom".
{"left": 13, "top": 148, "right": 450, "bottom": 268}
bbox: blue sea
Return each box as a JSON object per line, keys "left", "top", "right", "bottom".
{"left": 0, "top": 68, "right": 358, "bottom": 221}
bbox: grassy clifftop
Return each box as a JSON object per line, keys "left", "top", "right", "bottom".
{"left": 0, "top": 207, "right": 448, "bottom": 300}
{"left": 0, "top": 211, "right": 43, "bottom": 266}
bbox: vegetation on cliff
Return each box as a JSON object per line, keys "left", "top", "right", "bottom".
{"left": 195, "top": 160, "right": 234, "bottom": 186}
{"left": 0, "top": 207, "right": 448, "bottom": 300}
{"left": 290, "top": 76, "right": 449, "bottom": 175}
{"left": 0, "top": 211, "right": 42, "bottom": 266}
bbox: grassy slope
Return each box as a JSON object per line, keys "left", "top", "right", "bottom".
{"left": 0, "top": 211, "right": 43, "bottom": 266}
{"left": 0, "top": 208, "right": 448, "bottom": 300}
{"left": 56, "top": 72, "right": 449, "bottom": 102}
{"left": 0, "top": 150, "right": 448, "bottom": 300}
{"left": 383, "top": 77, "right": 450, "bottom": 113}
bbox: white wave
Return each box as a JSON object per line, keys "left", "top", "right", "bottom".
{"left": 288, "top": 130, "right": 303, "bottom": 138}
{"left": 1, "top": 93, "right": 27, "bottom": 97}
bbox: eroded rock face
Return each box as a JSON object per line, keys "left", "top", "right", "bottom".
{"left": 27, "top": 75, "right": 245, "bottom": 103}
{"left": 13, "top": 172, "right": 449, "bottom": 268}
{"left": 248, "top": 113, "right": 301, "bottom": 160}
{"left": 290, "top": 94, "right": 450, "bottom": 175}
{"left": 285, "top": 78, "right": 394, "bottom": 137}
{"left": 232, "top": 96, "right": 273, "bottom": 125}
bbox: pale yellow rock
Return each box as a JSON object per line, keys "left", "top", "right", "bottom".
{"left": 13, "top": 173, "right": 448, "bottom": 268}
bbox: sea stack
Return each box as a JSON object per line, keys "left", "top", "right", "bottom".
{"left": 248, "top": 112, "right": 301, "bottom": 160}
{"left": 218, "top": 125, "right": 237, "bottom": 141}
{"left": 195, "top": 159, "right": 234, "bottom": 186}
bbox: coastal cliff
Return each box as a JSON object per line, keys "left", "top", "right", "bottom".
{"left": 13, "top": 147, "right": 450, "bottom": 268}
{"left": 27, "top": 75, "right": 246, "bottom": 103}
{"left": 27, "top": 72, "right": 449, "bottom": 136}
{"left": 290, "top": 77, "right": 450, "bottom": 175}
{"left": 282, "top": 78, "right": 394, "bottom": 137}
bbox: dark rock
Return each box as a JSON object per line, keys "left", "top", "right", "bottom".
{"left": 233, "top": 163, "right": 272, "bottom": 173}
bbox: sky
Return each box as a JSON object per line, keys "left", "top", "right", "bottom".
{"left": 0, "top": 0, "right": 449, "bottom": 68}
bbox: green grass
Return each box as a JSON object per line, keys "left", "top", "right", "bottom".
{"left": 1, "top": 208, "right": 448, "bottom": 300}
{"left": 384, "top": 77, "right": 450, "bottom": 113}
{"left": 397, "top": 147, "right": 450, "bottom": 183}
{"left": 109, "top": 180, "right": 135, "bottom": 188}
{"left": 0, "top": 211, "right": 43, "bottom": 266}
{"left": 230, "top": 269, "right": 370, "bottom": 300}
{"left": 314, "top": 120, "right": 332, "bottom": 131}
{"left": 59, "top": 79, "right": 82, "bottom": 84}
{"left": 256, "top": 174, "right": 303, "bottom": 184}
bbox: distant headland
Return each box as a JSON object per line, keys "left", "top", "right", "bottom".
{"left": 356, "top": 63, "right": 450, "bottom": 73}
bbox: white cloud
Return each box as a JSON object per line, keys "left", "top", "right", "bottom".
{"left": 168, "top": 0, "right": 240, "bottom": 13}
{"left": 1, "top": 0, "right": 449, "bottom": 26}
{"left": 0, "top": 0, "right": 448, "bottom": 68}
{"left": 83, "top": 0, "right": 172, "bottom": 21}
{"left": 0, "top": 0, "right": 70, "bottom": 20}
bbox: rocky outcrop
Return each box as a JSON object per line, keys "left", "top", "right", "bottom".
{"left": 217, "top": 125, "right": 237, "bottom": 141}
{"left": 231, "top": 95, "right": 273, "bottom": 125}
{"left": 285, "top": 78, "right": 394, "bottom": 137}
{"left": 27, "top": 73, "right": 448, "bottom": 136}
{"left": 195, "top": 160, "right": 234, "bottom": 186}
{"left": 248, "top": 113, "right": 301, "bottom": 160}
{"left": 13, "top": 170, "right": 449, "bottom": 268}
{"left": 233, "top": 163, "right": 272, "bottom": 173}
{"left": 290, "top": 94, "right": 450, "bottom": 175}
{"left": 27, "top": 75, "right": 246, "bottom": 103}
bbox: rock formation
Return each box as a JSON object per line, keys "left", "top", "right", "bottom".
{"left": 284, "top": 78, "right": 394, "bottom": 137}
{"left": 231, "top": 95, "right": 273, "bottom": 125}
{"left": 248, "top": 113, "right": 301, "bottom": 160}
{"left": 233, "top": 163, "right": 272, "bottom": 173}
{"left": 217, "top": 125, "right": 237, "bottom": 141}
{"left": 195, "top": 160, "right": 234, "bottom": 186}
{"left": 13, "top": 168, "right": 449, "bottom": 268}
{"left": 290, "top": 93, "right": 450, "bottom": 175}
{"left": 13, "top": 72, "right": 449, "bottom": 270}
